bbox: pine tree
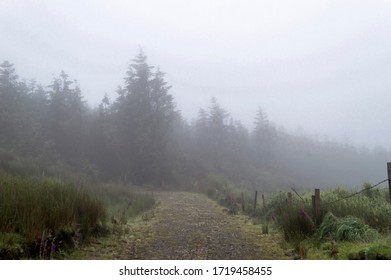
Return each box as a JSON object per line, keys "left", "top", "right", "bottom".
{"left": 0, "top": 61, "right": 26, "bottom": 150}
{"left": 47, "top": 71, "right": 86, "bottom": 161}
{"left": 252, "top": 107, "right": 277, "bottom": 166}
{"left": 113, "top": 50, "right": 177, "bottom": 184}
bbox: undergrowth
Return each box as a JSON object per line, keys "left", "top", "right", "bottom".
{"left": 318, "top": 212, "right": 378, "bottom": 242}
{"left": 0, "top": 171, "right": 106, "bottom": 259}
{"left": 202, "top": 176, "right": 391, "bottom": 259}
{"left": 256, "top": 183, "right": 391, "bottom": 259}
{"left": 0, "top": 172, "right": 155, "bottom": 259}
{"left": 96, "top": 184, "right": 156, "bottom": 224}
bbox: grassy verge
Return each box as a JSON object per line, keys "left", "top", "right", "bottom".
{"left": 66, "top": 186, "right": 157, "bottom": 260}
{"left": 0, "top": 172, "right": 155, "bottom": 259}
{"left": 0, "top": 172, "right": 105, "bottom": 259}
{"left": 201, "top": 175, "right": 391, "bottom": 259}
{"left": 255, "top": 185, "right": 391, "bottom": 259}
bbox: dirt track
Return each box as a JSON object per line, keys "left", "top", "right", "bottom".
{"left": 74, "top": 192, "right": 287, "bottom": 260}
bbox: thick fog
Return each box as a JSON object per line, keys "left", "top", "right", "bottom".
{"left": 1, "top": 0, "right": 391, "bottom": 149}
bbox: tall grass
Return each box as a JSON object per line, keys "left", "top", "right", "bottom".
{"left": 261, "top": 192, "right": 315, "bottom": 241}
{"left": 318, "top": 212, "right": 378, "bottom": 242}
{"left": 259, "top": 184, "right": 391, "bottom": 244}
{"left": 0, "top": 172, "right": 106, "bottom": 258}
{"left": 0, "top": 169, "right": 158, "bottom": 259}
{"left": 94, "top": 184, "right": 156, "bottom": 223}
{"left": 203, "top": 174, "right": 244, "bottom": 214}
{"left": 321, "top": 186, "right": 391, "bottom": 232}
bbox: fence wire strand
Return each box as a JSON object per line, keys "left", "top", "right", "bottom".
{"left": 291, "top": 187, "right": 305, "bottom": 202}
{"left": 322, "top": 178, "right": 389, "bottom": 206}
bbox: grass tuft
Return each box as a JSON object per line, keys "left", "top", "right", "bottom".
{"left": 0, "top": 172, "right": 106, "bottom": 258}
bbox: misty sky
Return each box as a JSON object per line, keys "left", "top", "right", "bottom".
{"left": 1, "top": 0, "right": 391, "bottom": 149}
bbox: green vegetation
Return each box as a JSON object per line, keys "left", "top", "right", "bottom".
{"left": 1, "top": 55, "right": 389, "bottom": 195}
{"left": 204, "top": 174, "right": 243, "bottom": 214}
{"left": 96, "top": 184, "right": 156, "bottom": 224}
{"left": 1, "top": 52, "right": 390, "bottom": 260}
{"left": 318, "top": 213, "right": 378, "bottom": 242}
{"left": 202, "top": 175, "right": 391, "bottom": 259}
{"left": 0, "top": 171, "right": 155, "bottom": 259}
{"left": 0, "top": 172, "right": 105, "bottom": 259}
{"left": 321, "top": 185, "right": 391, "bottom": 231}
{"left": 261, "top": 185, "right": 391, "bottom": 259}
{"left": 0, "top": 149, "right": 95, "bottom": 185}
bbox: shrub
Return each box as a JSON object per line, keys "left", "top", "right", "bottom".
{"left": 205, "top": 174, "right": 231, "bottom": 200}
{"left": 0, "top": 149, "right": 94, "bottom": 183}
{"left": 335, "top": 216, "right": 377, "bottom": 242}
{"left": 318, "top": 212, "right": 378, "bottom": 242}
{"left": 321, "top": 185, "right": 391, "bottom": 232}
{"left": 204, "top": 174, "right": 243, "bottom": 214}
{"left": 266, "top": 192, "right": 315, "bottom": 241}
{"left": 318, "top": 212, "right": 339, "bottom": 240}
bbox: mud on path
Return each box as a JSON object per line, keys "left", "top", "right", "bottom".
{"left": 72, "top": 191, "right": 288, "bottom": 260}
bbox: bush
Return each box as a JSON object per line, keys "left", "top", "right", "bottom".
{"left": 321, "top": 185, "right": 391, "bottom": 232}
{"left": 0, "top": 149, "right": 97, "bottom": 185}
{"left": 205, "top": 174, "right": 231, "bottom": 199}
{"left": 266, "top": 192, "right": 315, "bottom": 241}
{"left": 204, "top": 174, "right": 243, "bottom": 214}
{"left": 0, "top": 150, "right": 40, "bottom": 177}
{"left": 318, "top": 212, "right": 339, "bottom": 240}
{"left": 335, "top": 217, "right": 377, "bottom": 242}
{"left": 318, "top": 213, "right": 378, "bottom": 242}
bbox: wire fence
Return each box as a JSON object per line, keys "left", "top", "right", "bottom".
{"left": 287, "top": 177, "right": 391, "bottom": 226}
{"left": 290, "top": 178, "right": 390, "bottom": 207}
{"left": 322, "top": 178, "right": 389, "bottom": 206}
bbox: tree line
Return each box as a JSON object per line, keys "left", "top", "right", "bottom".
{"left": 0, "top": 52, "right": 388, "bottom": 190}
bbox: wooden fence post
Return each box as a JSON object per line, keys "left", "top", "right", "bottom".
{"left": 387, "top": 162, "right": 391, "bottom": 204}
{"left": 254, "top": 191, "right": 258, "bottom": 210}
{"left": 313, "top": 188, "right": 321, "bottom": 225}
{"left": 262, "top": 194, "right": 265, "bottom": 209}
{"left": 241, "top": 192, "right": 245, "bottom": 211}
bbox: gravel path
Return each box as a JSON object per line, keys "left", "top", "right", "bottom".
{"left": 132, "top": 192, "right": 286, "bottom": 260}
{"left": 73, "top": 191, "right": 287, "bottom": 260}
